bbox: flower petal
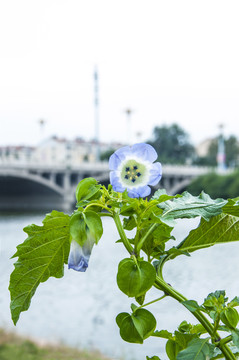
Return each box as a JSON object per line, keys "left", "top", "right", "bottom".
{"left": 148, "top": 162, "right": 162, "bottom": 186}
{"left": 128, "top": 185, "right": 151, "bottom": 198}
{"left": 131, "top": 143, "right": 158, "bottom": 162}
{"left": 68, "top": 240, "right": 92, "bottom": 272}
{"left": 110, "top": 171, "right": 126, "bottom": 192}
{"left": 109, "top": 146, "right": 131, "bottom": 170}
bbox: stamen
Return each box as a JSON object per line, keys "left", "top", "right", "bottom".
{"left": 125, "top": 175, "right": 129, "bottom": 179}
{"left": 132, "top": 178, "right": 136, "bottom": 183}
{"left": 133, "top": 166, "right": 138, "bottom": 170}
{"left": 137, "top": 172, "right": 141, "bottom": 177}
{"left": 126, "top": 167, "right": 130, "bottom": 171}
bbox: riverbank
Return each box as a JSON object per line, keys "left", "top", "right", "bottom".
{"left": 0, "top": 329, "right": 112, "bottom": 360}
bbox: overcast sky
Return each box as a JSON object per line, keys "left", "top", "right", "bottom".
{"left": 0, "top": 0, "right": 239, "bottom": 147}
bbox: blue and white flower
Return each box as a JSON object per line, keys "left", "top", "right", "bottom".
{"left": 68, "top": 236, "right": 94, "bottom": 272}
{"left": 109, "top": 143, "right": 162, "bottom": 198}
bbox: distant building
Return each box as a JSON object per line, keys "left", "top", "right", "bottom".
{"left": 33, "top": 136, "right": 123, "bottom": 165}
{"left": 196, "top": 138, "right": 214, "bottom": 157}
{"left": 0, "top": 145, "right": 35, "bottom": 164}
{"left": 0, "top": 136, "right": 124, "bottom": 166}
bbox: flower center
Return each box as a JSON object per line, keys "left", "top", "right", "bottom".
{"left": 120, "top": 159, "right": 147, "bottom": 186}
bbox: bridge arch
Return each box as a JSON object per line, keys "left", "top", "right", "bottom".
{"left": 0, "top": 173, "right": 65, "bottom": 211}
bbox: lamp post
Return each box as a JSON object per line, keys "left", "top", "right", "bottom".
{"left": 94, "top": 67, "right": 100, "bottom": 161}
{"left": 217, "top": 124, "right": 226, "bottom": 172}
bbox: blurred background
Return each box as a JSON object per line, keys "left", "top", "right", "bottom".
{"left": 1, "top": 1, "right": 239, "bottom": 359}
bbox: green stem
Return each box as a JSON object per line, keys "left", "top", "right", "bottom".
{"left": 155, "top": 276, "right": 236, "bottom": 360}
{"left": 136, "top": 295, "right": 167, "bottom": 311}
{"left": 85, "top": 202, "right": 112, "bottom": 213}
{"left": 219, "top": 335, "right": 232, "bottom": 346}
{"left": 113, "top": 212, "right": 134, "bottom": 255}
{"left": 136, "top": 223, "right": 158, "bottom": 253}
{"left": 99, "top": 213, "right": 113, "bottom": 217}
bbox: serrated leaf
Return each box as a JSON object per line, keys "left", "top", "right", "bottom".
{"left": 159, "top": 191, "right": 227, "bottom": 221}
{"left": 176, "top": 338, "right": 215, "bottom": 360}
{"left": 178, "top": 214, "right": 239, "bottom": 254}
{"left": 151, "top": 188, "right": 179, "bottom": 202}
{"left": 9, "top": 211, "right": 70, "bottom": 325}
{"left": 223, "top": 199, "right": 239, "bottom": 217}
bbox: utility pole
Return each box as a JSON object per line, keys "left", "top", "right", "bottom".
{"left": 94, "top": 67, "right": 100, "bottom": 161}
{"left": 217, "top": 123, "right": 226, "bottom": 172}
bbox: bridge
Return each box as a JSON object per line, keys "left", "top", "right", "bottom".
{"left": 0, "top": 161, "right": 226, "bottom": 211}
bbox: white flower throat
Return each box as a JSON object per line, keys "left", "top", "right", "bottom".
{"left": 120, "top": 159, "right": 147, "bottom": 186}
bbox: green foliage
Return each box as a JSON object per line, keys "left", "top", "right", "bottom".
{"left": 75, "top": 177, "right": 101, "bottom": 206}
{"left": 116, "top": 308, "right": 156, "bottom": 344}
{"left": 116, "top": 258, "right": 156, "bottom": 297}
{"left": 148, "top": 123, "right": 195, "bottom": 164}
{"left": 221, "top": 308, "right": 239, "bottom": 329}
{"left": 176, "top": 338, "right": 215, "bottom": 360}
{"left": 187, "top": 171, "right": 239, "bottom": 199}
{"left": 9, "top": 211, "right": 70, "bottom": 325}
{"left": 8, "top": 176, "right": 239, "bottom": 360}
{"left": 158, "top": 191, "right": 227, "bottom": 221}
{"left": 194, "top": 135, "right": 239, "bottom": 168}
{"left": 177, "top": 214, "right": 239, "bottom": 254}
{"left": 69, "top": 211, "right": 103, "bottom": 246}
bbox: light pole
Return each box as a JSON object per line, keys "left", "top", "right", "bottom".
{"left": 217, "top": 124, "right": 226, "bottom": 172}
{"left": 94, "top": 67, "right": 100, "bottom": 161}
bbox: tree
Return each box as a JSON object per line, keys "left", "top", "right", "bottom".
{"left": 194, "top": 135, "right": 239, "bottom": 168}
{"left": 148, "top": 123, "right": 195, "bottom": 164}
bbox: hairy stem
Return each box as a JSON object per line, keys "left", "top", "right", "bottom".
{"left": 113, "top": 212, "right": 134, "bottom": 255}
{"left": 155, "top": 276, "right": 236, "bottom": 360}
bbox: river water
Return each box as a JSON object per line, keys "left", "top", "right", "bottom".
{"left": 1, "top": 212, "right": 239, "bottom": 360}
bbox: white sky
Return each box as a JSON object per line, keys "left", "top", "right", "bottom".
{"left": 0, "top": 0, "right": 239, "bottom": 147}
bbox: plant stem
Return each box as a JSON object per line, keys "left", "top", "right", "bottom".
{"left": 113, "top": 212, "right": 134, "bottom": 255}
{"left": 114, "top": 218, "right": 236, "bottom": 359}
{"left": 136, "top": 223, "right": 158, "bottom": 253}
{"left": 136, "top": 295, "right": 167, "bottom": 311}
{"left": 155, "top": 276, "right": 237, "bottom": 360}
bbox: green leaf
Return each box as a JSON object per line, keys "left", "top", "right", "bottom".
{"left": 176, "top": 338, "right": 215, "bottom": 360}
{"left": 153, "top": 330, "right": 173, "bottom": 340}
{"left": 231, "top": 329, "right": 239, "bottom": 348}
{"left": 220, "top": 307, "right": 239, "bottom": 329}
{"left": 123, "top": 215, "right": 137, "bottom": 230}
{"left": 69, "top": 211, "right": 103, "bottom": 246}
{"left": 166, "top": 247, "right": 190, "bottom": 259}
{"left": 146, "top": 356, "right": 161, "bottom": 360}
{"left": 117, "top": 258, "right": 156, "bottom": 297}
{"left": 159, "top": 191, "right": 227, "bottom": 221}
{"left": 69, "top": 212, "right": 87, "bottom": 246}
{"left": 116, "top": 308, "right": 156, "bottom": 344}
{"left": 182, "top": 300, "right": 200, "bottom": 312}
{"left": 228, "top": 296, "right": 239, "bottom": 307}
{"left": 151, "top": 188, "right": 179, "bottom": 202}
{"left": 166, "top": 339, "right": 181, "bottom": 360}
{"left": 178, "top": 214, "right": 239, "bottom": 254}
{"left": 84, "top": 211, "right": 103, "bottom": 244}
{"left": 9, "top": 211, "right": 70, "bottom": 325}
{"left": 75, "top": 177, "right": 100, "bottom": 203}
{"left": 174, "top": 331, "right": 197, "bottom": 349}
{"left": 223, "top": 199, "right": 239, "bottom": 217}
